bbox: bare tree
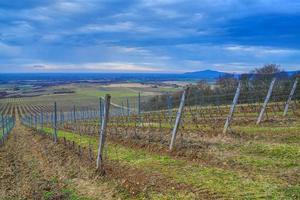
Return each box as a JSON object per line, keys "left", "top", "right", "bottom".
{"left": 252, "top": 64, "right": 282, "bottom": 74}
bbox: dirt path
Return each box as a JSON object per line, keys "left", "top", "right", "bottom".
{"left": 0, "top": 119, "right": 117, "bottom": 200}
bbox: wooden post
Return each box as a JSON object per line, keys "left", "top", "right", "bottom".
{"left": 54, "top": 102, "right": 58, "bottom": 143}
{"left": 283, "top": 77, "right": 299, "bottom": 116}
{"left": 257, "top": 78, "right": 276, "bottom": 125}
{"left": 223, "top": 81, "right": 241, "bottom": 134}
{"left": 96, "top": 94, "right": 111, "bottom": 170}
{"left": 169, "top": 88, "right": 188, "bottom": 151}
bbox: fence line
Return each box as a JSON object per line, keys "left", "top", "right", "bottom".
{"left": 18, "top": 77, "right": 299, "bottom": 171}
{"left": 0, "top": 115, "right": 15, "bottom": 146}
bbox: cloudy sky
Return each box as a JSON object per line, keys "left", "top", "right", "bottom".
{"left": 0, "top": 0, "right": 300, "bottom": 73}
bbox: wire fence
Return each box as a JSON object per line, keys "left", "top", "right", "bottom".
{"left": 18, "top": 77, "right": 300, "bottom": 172}
{"left": 0, "top": 115, "right": 15, "bottom": 146}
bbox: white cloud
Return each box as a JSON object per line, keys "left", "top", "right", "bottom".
{"left": 141, "top": 0, "right": 185, "bottom": 7}
{"left": 54, "top": 1, "right": 85, "bottom": 13}
{"left": 83, "top": 62, "right": 162, "bottom": 72}
{"left": 79, "top": 22, "right": 155, "bottom": 33}
{"left": 24, "top": 62, "right": 167, "bottom": 72}
{"left": 224, "top": 45, "right": 300, "bottom": 56}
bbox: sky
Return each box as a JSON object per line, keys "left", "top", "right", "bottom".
{"left": 0, "top": 0, "right": 300, "bottom": 73}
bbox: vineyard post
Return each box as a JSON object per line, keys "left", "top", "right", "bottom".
{"left": 41, "top": 111, "right": 44, "bottom": 131}
{"left": 1, "top": 115, "right": 4, "bottom": 144}
{"left": 138, "top": 92, "right": 141, "bottom": 123}
{"left": 60, "top": 109, "right": 63, "bottom": 125}
{"left": 257, "top": 78, "right": 276, "bottom": 125}
{"left": 99, "top": 98, "right": 103, "bottom": 125}
{"left": 54, "top": 102, "right": 58, "bottom": 143}
{"left": 34, "top": 115, "right": 37, "bottom": 130}
{"left": 73, "top": 105, "right": 76, "bottom": 123}
{"left": 96, "top": 94, "right": 111, "bottom": 170}
{"left": 5, "top": 117, "right": 8, "bottom": 139}
{"left": 283, "top": 77, "right": 299, "bottom": 116}
{"left": 223, "top": 81, "right": 241, "bottom": 134}
{"left": 167, "top": 94, "right": 173, "bottom": 125}
{"left": 4, "top": 117, "right": 7, "bottom": 140}
{"left": 62, "top": 110, "right": 64, "bottom": 125}
{"left": 121, "top": 102, "right": 125, "bottom": 116}
{"left": 169, "top": 87, "right": 188, "bottom": 151}
{"left": 126, "top": 98, "right": 130, "bottom": 116}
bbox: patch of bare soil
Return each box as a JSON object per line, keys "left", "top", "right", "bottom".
{"left": 103, "top": 160, "right": 222, "bottom": 199}
{"left": 0, "top": 124, "right": 64, "bottom": 199}
{"left": 0, "top": 120, "right": 117, "bottom": 200}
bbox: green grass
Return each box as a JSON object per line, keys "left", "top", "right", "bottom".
{"left": 215, "top": 141, "right": 300, "bottom": 172}
{"left": 41, "top": 127, "right": 299, "bottom": 199}
{"left": 233, "top": 126, "right": 300, "bottom": 135}
{"left": 43, "top": 188, "right": 92, "bottom": 200}
{"left": 41, "top": 176, "right": 92, "bottom": 200}
{"left": 75, "top": 87, "right": 139, "bottom": 98}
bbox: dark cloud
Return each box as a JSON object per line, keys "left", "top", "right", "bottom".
{"left": 0, "top": 0, "right": 300, "bottom": 72}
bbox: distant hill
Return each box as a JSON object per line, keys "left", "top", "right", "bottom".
{"left": 0, "top": 70, "right": 298, "bottom": 84}
{"left": 181, "top": 69, "right": 300, "bottom": 80}
{"left": 181, "top": 70, "right": 232, "bottom": 80}
{"left": 287, "top": 70, "right": 300, "bottom": 76}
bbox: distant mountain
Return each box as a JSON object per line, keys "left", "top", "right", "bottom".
{"left": 181, "top": 70, "right": 232, "bottom": 80}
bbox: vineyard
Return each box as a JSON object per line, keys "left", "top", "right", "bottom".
{"left": 0, "top": 77, "right": 299, "bottom": 199}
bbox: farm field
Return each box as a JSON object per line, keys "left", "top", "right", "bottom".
{"left": 0, "top": 82, "right": 179, "bottom": 112}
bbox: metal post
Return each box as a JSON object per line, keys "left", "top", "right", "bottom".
{"left": 5, "top": 117, "right": 8, "bottom": 139}
{"left": 283, "top": 77, "right": 299, "bottom": 116}
{"left": 126, "top": 98, "right": 130, "bottom": 116}
{"left": 99, "top": 98, "right": 103, "bottom": 125}
{"left": 223, "top": 81, "right": 241, "bottom": 134}
{"left": 1, "top": 115, "right": 4, "bottom": 144}
{"left": 257, "top": 78, "right": 276, "bottom": 125}
{"left": 96, "top": 94, "right": 111, "bottom": 170}
{"left": 34, "top": 115, "right": 37, "bottom": 130}
{"left": 138, "top": 92, "right": 141, "bottom": 121}
{"left": 167, "top": 95, "right": 173, "bottom": 125}
{"left": 121, "top": 102, "right": 125, "bottom": 116}
{"left": 169, "top": 88, "right": 188, "bottom": 150}
{"left": 73, "top": 106, "right": 76, "bottom": 123}
{"left": 61, "top": 111, "right": 65, "bottom": 127}
{"left": 41, "top": 112, "right": 44, "bottom": 131}
{"left": 54, "top": 102, "right": 58, "bottom": 143}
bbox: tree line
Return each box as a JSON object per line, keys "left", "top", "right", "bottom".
{"left": 142, "top": 64, "right": 300, "bottom": 111}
